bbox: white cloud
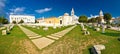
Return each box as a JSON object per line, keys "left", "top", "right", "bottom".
{"left": 88, "top": 15, "right": 99, "bottom": 19}
{"left": 35, "top": 8, "right": 52, "bottom": 13}
{"left": 9, "top": 7, "right": 25, "bottom": 15}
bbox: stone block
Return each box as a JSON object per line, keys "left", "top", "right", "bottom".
{"left": 82, "top": 28, "right": 87, "bottom": 31}
{"left": 53, "top": 26, "right": 56, "bottom": 29}
{"left": 2, "top": 30, "right": 7, "bottom": 35}
{"left": 83, "top": 30, "right": 90, "bottom": 35}
{"left": 87, "top": 31, "right": 90, "bottom": 35}
{"left": 93, "top": 45, "right": 105, "bottom": 54}
{"left": 43, "top": 27, "right": 48, "bottom": 31}
{"left": 95, "top": 28, "right": 100, "bottom": 31}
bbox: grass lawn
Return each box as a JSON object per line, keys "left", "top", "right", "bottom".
{"left": 39, "top": 25, "right": 120, "bottom": 54}
{"left": 0, "top": 25, "right": 120, "bottom": 54}
{"left": 22, "top": 25, "right": 72, "bottom": 36}
{"left": 0, "top": 25, "right": 39, "bottom": 54}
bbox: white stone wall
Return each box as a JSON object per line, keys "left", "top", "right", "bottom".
{"left": 62, "top": 15, "right": 73, "bottom": 26}
{"left": 9, "top": 15, "right": 35, "bottom": 23}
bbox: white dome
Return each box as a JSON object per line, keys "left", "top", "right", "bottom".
{"left": 64, "top": 13, "right": 69, "bottom": 16}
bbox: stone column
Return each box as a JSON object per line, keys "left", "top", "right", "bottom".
{"left": 102, "top": 24, "right": 106, "bottom": 33}
{"left": 81, "top": 23, "right": 84, "bottom": 29}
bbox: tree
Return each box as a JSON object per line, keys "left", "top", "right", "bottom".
{"left": 88, "top": 18, "right": 96, "bottom": 23}
{"left": 0, "top": 16, "right": 8, "bottom": 24}
{"left": 78, "top": 15, "right": 87, "bottom": 23}
{"left": 104, "top": 13, "right": 112, "bottom": 24}
{"left": 12, "top": 21, "right": 16, "bottom": 24}
{"left": 35, "top": 19, "right": 38, "bottom": 23}
{"left": 96, "top": 17, "right": 101, "bottom": 24}
{"left": 19, "top": 19, "right": 24, "bottom": 23}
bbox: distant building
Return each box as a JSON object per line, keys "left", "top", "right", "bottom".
{"left": 60, "top": 13, "right": 73, "bottom": 26}
{"left": 37, "top": 17, "right": 45, "bottom": 23}
{"left": 113, "top": 17, "right": 120, "bottom": 24}
{"left": 59, "top": 8, "right": 78, "bottom": 26}
{"left": 36, "top": 17, "right": 60, "bottom": 26}
{"left": 9, "top": 15, "right": 35, "bottom": 23}
{"left": 44, "top": 17, "right": 60, "bottom": 25}
{"left": 109, "top": 18, "right": 115, "bottom": 23}
{"left": 37, "top": 8, "right": 78, "bottom": 26}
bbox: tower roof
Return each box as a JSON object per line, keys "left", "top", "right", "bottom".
{"left": 71, "top": 8, "right": 74, "bottom": 12}
{"left": 99, "top": 10, "right": 103, "bottom": 16}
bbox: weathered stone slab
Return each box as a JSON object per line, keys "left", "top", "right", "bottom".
{"left": 51, "top": 34, "right": 63, "bottom": 37}
{"left": 94, "top": 45, "right": 105, "bottom": 50}
{"left": 47, "top": 35, "right": 59, "bottom": 40}
{"left": 93, "top": 45, "right": 105, "bottom": 54}
{"left": 32, "top": 37, "right": 54, "bottom": 49}
{"left": 29, "top": 36, "right": 41, "bottom": 39}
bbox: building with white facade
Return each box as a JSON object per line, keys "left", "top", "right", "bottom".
{"left": 60, "top": 13, "right": 73, "bottom": 26}
{"left": 60, "top": 8, "right": 78, "bottom": 26}
{"left": 113, "top": 17, "right": 120, "bottom": 24}
{"left": 36, "top": 8, "right": 78, "bottom": 26}
{"left": 9, "top": 15, "right": 35, "bottom": 23}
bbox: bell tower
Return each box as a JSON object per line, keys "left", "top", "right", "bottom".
{"left": 99, "top": 10, "right": 104, "bottom": 23}
{"left": 71, "top": 8, "right": 74, "bottom": 16}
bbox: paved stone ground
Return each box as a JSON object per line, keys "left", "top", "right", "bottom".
{"left": 18, "top": 25, "right": 76, "bottom": 50}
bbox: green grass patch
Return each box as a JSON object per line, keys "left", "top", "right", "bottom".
{"left": 39, "top": 25, "right": 120, "bottom": 54}
{"left": 0, "top": 25, "right": 39, "bottom": 54}
{"left": 22, "top": 25, "right": 73, "bottom": 36}
{"left": 0, "top": 25, "right": 120, "bottom": 54}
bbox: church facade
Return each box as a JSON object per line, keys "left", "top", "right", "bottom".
{"left": 60, "top": 8, "right": 78, "bottom": 26}
{"left": 37, "top": 8, "right": 78, "bottom": 26}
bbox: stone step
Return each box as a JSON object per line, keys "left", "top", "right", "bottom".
{"left": 29, "top": 36, "right": 41, "bottom": 39}
{"left": 51, "top": 33, "right": 63, "bottom": 36}
{"left": 28, "top": 35, "right": 41, "bottom": 37}
{"left": 46, "top": 35, "right": 59, "bottom": 40}
{"left": 27, "top": 34, "right": 39, "bottom": 36}
{"left": 31, "top": 37, "right": 54, "bottom": 49}
{"left": 50, "top": 34, "right": 61, "bottom": 38}
{"left": 51, "top": 34, "right": 64, "bottom": 37}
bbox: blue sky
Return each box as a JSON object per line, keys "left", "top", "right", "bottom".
{"left": 0, "top": 0, "right": 120, "bottom": 19}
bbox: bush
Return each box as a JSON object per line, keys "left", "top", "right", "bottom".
{"left": 12, "top": 21, "right": 16, "bottom": 24}
{"left": 118, "top": 37, "right": 120, "bottom": 41}
{"left": 19, "top": 19, "right": 24, "bottom": 24}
